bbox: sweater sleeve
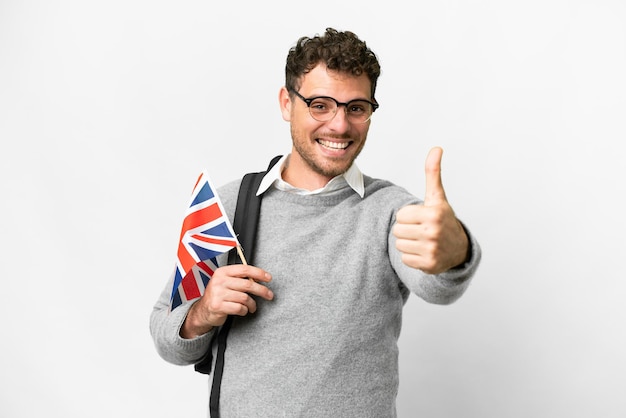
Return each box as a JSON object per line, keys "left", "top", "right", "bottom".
{"left": 149, "top": 270, "right": 216, "bottom": 366}
{"left": 388, "top": 218, "right": 482, "bottom": 305}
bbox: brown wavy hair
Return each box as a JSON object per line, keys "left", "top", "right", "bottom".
{"left": 285, "top": 28, "right": 381, "bottom": 100}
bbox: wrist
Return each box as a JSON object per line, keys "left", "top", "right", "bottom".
{"left": 180, "top": 301, "right": 214, "bottom": 339}
{"left": 451, "top": 222, "right": 471, "bottom": 269}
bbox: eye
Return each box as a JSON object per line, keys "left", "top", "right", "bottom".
{"left": 309, "top": 98, "right": 334, "bottom": 113}
{"left": 347, "top": 101, "right": 369, "bottom": 115}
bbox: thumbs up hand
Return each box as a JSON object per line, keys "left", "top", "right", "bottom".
{"left": 392, "top": 147, "right": 469, "bottom": 274}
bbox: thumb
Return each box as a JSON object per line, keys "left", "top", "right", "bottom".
{"left": 424, "top": 146, "right": 447, "bottom": 206}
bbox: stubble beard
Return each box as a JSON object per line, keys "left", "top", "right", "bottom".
{"left": 290, "top": 125, "right": 366, "bottom": 179}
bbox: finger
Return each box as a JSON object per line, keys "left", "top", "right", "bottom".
{"left": 394, "top": 204, "right": 430, "bottom": 226}
{"left": 205, "top": 286, "right": 267, "bottom": 318}
{"left": 230, "top": 277, "right": 274, "bottom": 301}
{"left": 392, "top": 221, "right": 420, "bottom": 239}
{"left": 219, "top": 300, "right": 256, "bottom": 317}
{"left": 395, "top": 237, "right": 423, "bottom": 256}
{"left": 225, "top": 290, "right": 259, "bottom": 315}
{"left": 424, "top": 146, "right": 448, "bottom": 206}
{"left": 395, "top": 205, "right": 417, "bottom": 225}
{"left": 218, "top": 264, "right": 272, "bottom": 283}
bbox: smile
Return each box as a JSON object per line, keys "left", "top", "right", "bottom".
{"left": 317, "top": 139, "right": 350, "bottom": 150}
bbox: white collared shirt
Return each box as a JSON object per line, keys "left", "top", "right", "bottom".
{"left": 256, "top": 154, "right": 365, "bottom": 198}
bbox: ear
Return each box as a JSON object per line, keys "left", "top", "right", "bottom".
{"left": 278, "top": 86, "right": 292, "bottom": 122}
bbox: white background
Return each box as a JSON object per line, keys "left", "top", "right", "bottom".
{"left": 1, "top": 1, "right": 625, "bottom": 417}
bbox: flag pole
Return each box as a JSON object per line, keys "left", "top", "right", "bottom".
{"left": 237, "top": 244, "right": 257, "bottom": 283}
{"left": 236, "top": 244, "right": 248, "bottom": 265}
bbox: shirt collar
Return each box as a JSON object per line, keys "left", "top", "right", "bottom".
{"left": 256, "top": 154, "right": 365, "bottom": 198}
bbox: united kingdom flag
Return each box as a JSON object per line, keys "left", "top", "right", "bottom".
{"left": 169, "top": 170, "right": 239, "bottom": 311}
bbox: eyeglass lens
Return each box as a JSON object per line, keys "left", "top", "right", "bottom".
{"left": 308, "top": 98, "right": 373, "bottom": 123}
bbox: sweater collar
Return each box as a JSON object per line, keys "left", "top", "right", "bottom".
{"left": 256, "top": 154, "right": 365, "bottom": 198}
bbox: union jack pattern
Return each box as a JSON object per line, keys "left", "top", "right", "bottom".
{"left": 169, "top": 171, "right": 239, "bottom": 311}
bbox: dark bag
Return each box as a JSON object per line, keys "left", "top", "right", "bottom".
{"left": 193, "top": 155, "right": 282, "bottom": 417}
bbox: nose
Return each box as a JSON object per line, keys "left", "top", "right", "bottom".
{"left": 326, "top": 104, "right": 351, "bottom": 131}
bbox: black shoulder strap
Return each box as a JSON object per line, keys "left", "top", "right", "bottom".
{"left": 226, "top": 154, "right": 282, "bottom": 266}
{"left": 193, "top": 155, "right": 282, "bottom": 416}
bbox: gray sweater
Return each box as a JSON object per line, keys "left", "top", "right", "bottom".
{"left": 150, "top": 175, "right": 481, "bottom": 417}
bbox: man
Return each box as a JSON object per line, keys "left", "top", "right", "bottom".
{"left": 151, "top": 28, "right": 481, "bottom": 417}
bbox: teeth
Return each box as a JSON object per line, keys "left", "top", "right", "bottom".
{"left": 319, "top": 139, "right": 349, "bottom": 149}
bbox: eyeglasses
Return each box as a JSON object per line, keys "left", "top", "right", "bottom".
{"left": 289, "top": 88, "right": 379, "bottom": 124}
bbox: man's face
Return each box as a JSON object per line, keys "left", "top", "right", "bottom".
{"left": 280, "top": 64, "right": 373, "bottom": 189}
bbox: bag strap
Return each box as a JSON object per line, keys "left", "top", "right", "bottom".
{"left": 229, "top": 154, "right": 282, "bottom": 265}
{"left": 192, "top": 155, "right": 282, "bottom": 416}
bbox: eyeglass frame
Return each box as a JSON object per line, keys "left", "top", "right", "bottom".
{"left": 288, "top": 87, "right": 380, "bottom": 124}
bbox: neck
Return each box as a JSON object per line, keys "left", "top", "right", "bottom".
{"left": 282, "top": 154, "right": 334, "bottom": 191}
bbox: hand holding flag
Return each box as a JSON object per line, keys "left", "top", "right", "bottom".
{"left": 169, "top": 171, "right": 240, "bottom": 311}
